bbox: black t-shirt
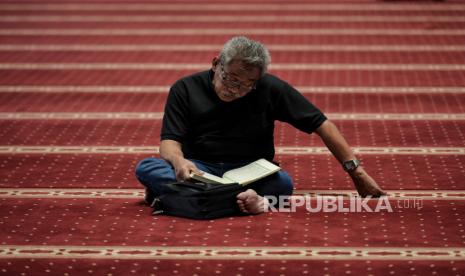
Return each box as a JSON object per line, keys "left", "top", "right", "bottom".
{"left": 161, "top": 70, "right": 327, "bottom": 163}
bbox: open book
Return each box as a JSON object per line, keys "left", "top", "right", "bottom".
{"left": 189, "top": 158, "right": 281, "bottom": 186}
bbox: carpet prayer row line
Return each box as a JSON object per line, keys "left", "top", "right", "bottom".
{"left": 5, "top": 64, "right": 465, "bottom": 71}
{"left": 2, "top": 71, "right": 465, "bottom": 86}
{"left": 2, "top": 45, "right": 465, "bottom": 52}
{"left": 2, "top": 15, "right": 465, "bottom": 22}
{"left": 2, "top": 188, "right": 465, "bottom": 200}
{"left": 1, "top": 246, "right": 465, "bottom": 260}
{"left": 3, "top": 113, "right": 465, "bottom": 120}
{"left": 3, "top": 36, "right": 465, "bottom": 45}
{"left": 1, "top": 86, "right": 464, "bottom": 93}
{"left": 3, "top": 29, "right": 465, "bottom": 37}
{"left": 2, "top": 146, "right": 464, "bottom": 154}
{"left": 4, "top": 10, "right": 465, "bottom": 16}
{"left": 3, "top": 23, "right": 465, "bottom": 30}
{"left": 2, "top": 52, "right": 465, "bottom": 64}
{"left": 1, "top": 2, "right": 464, "bottom": 9}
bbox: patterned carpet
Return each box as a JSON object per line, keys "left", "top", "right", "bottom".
{"left": 1, "top": 0, "right": 465, "bottom": 275}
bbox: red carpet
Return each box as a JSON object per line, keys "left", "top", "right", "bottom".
{"left": 1, "top": 0, "right": 465, "bottom": 275}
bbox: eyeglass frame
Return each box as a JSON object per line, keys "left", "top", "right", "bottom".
{"left": 218, "top": 62, "right": 258, "bottom": 93}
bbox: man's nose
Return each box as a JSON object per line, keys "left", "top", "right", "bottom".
{"left": 226, "top": 86, "right": 242, "bottom": 94}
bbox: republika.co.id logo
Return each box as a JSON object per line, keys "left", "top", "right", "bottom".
{"left": 264, "top": 195, "right": 423, "bottom": 213}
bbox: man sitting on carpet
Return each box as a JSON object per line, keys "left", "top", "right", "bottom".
{"left": 135, "top": 36, "right": 385, "bottom": 214}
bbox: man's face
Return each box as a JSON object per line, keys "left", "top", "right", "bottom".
{"left": 212, "top": 58, "right": 261, "bottom": 102}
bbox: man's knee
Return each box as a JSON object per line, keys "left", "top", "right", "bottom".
{"left": 276, "top": 171, "right": 294, "bottom": 195}
{"left": 134, "top": 158, "right": 152, "bottom": 179}
{"left": 250, "top": 171, "right": 294, "bottom": 197}
{"left": 135, "top": 158, "right": 178, "bottom": 196}
{"left": 135, "top": 157, "right": 170, "bottom": 180}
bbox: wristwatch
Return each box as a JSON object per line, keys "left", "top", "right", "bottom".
{"left": 342, "top": 159, "right": 361, "bottom": 172}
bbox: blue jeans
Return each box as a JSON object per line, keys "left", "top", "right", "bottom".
{"left": 135, "top": 157, "right": 294, "bottom": 197}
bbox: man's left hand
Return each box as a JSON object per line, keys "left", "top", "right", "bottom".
{"left": 349, "top": 166, "right": 387, "bottom": 197}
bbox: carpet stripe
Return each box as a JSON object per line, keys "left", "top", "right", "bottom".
{"left": 1, "top": 86, "right": 464, "bottom": 94}
{"left": 0, "top": 3, "right": 464, "bottom": 11}
{"left": 0, "top": 245, "right": 464, "bottom": 260}
{"left": 1, "top": 188, "right": 464, "bottom": 200}
{"left": 1, "top": 29, "right": 464, "bottom": 36}
{"left": 0, "top": 146, "right": 463, "bottom": 155}
{"left": 296, "top": 190, "right": 465, "bottom": 200}
{"left": 2, "top": 15, "right": 465, "bottom": 23}
{"left": 1, "top": 112, "right": 464, "bottom": 121}
{"left": 1, "top": 63, "right": 465, "bottom": 71}
{"left": 3, "top": 44, "right": 465, "bottom": 52}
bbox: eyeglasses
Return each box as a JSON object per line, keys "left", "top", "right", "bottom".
{"left": 219, "top": 63, "right": 257, "bottom": 92}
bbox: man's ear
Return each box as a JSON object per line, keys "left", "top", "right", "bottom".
{"left": 211, "top": 56, "right": 219, "bottom": 69}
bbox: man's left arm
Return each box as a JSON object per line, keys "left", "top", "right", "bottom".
{"left": 315, "top": 120, "right": 386, "bottom": 197}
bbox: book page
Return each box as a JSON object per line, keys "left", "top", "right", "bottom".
{"left": 189, "top": 171, "right": 234, "bottom": 184}
{"left": 223, "top": 159, "right": 280, "bottom": 185}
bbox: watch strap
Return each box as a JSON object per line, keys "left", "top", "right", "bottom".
{"left": 342, "top": 159, "right": 361, "bottom": 172}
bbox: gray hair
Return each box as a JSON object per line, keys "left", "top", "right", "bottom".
{"left": 219, "top": 36, "right": 271, "bottom": 77}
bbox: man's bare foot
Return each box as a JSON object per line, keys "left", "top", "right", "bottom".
{"left": 236, "top": 189, "right": 269, "bottom": 214}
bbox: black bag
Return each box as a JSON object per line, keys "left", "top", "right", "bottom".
{"left": 150, "top": 182, "right": 248, "bottom": 219}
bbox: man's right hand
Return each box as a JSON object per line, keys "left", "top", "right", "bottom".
{"left": 172, "top": 157, "right": 202, "bottom": 181}
{"left": 160, "top": 140, "right": 202, "bottom": 181}
{"left": 349, "top": 166, "right": 386, "bottom": 197}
